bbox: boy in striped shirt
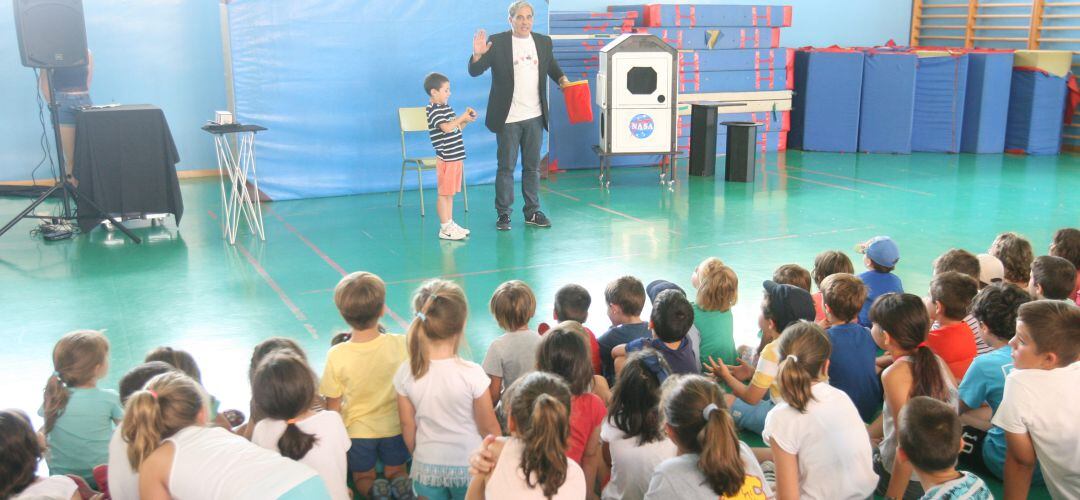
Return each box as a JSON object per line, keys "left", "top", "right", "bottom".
{"left": 424, "top": 72, "right": 477, "bottom": 240}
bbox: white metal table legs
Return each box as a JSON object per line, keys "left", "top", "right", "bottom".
{"left": 213, "top": 132, "right": 265, "bottom": 244}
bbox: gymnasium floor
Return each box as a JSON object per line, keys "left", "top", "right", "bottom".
{"left": 2, "top": 150, "right": 1073, "bottom": 498}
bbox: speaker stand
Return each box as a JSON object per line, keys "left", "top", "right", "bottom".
{"left": 0, "top": 68, "right": 140, "bottom": 243}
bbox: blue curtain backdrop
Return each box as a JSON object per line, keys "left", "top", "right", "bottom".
{"left": 227, "top": 0, "right": 549, "bottom": 200}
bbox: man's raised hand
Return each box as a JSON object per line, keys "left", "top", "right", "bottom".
{"left": 472, "top": 29, "right": 492, "bottom": 59}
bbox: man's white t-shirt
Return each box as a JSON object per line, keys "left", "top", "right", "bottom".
{"left": 993, "top": 361, "right": 1080, "bottom": 500}
{"left": 506, "top": 34, "right": 542, "bottom": 124}
{"left": 762, "top": 382, "right": 878, "bottom": 500}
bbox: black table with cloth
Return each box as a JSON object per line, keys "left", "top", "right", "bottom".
{"left": 72, "top": 104, "right": 183, "bottom": 232}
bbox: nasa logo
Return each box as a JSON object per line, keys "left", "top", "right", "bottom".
{"left": 629, "top": 114, "right": 654, "bottom": 139}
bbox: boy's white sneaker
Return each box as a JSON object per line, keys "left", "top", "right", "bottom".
{"left": 450, "top": 221, "right": 470, "bottom": 235}
{"left": 439, "top": 224, "right": 467, "bottom": 241}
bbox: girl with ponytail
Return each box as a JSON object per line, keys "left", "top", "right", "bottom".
{"left": 394, "top": 279, "right": 501, "bottom": 499}
{"left": 646, "top": 375, "right": 772, "bottom": 499}
{"left": 466, "top": 372, "right": 586, "bottom": 499}
{"left": 601, "top": 350, "right": 677, "bottom": 500}
{"left": 761, "top": 321, "right": 877, "bottom": 499}
{"left": 868, "top": 293, "right": 958, "bottom": 500}
{"left": 124, "top": 371, "right": 327, "bottom": 499}
{"left": 41, "top": 330, "right": 122, "bottom": 484}
{"left": 251, "top": 352, "right": 352, "bottom": 500}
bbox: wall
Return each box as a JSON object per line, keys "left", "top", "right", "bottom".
{"left": 0, "top": 0, "right": 226, "bottom": 182}
{"left": 557, "top": 0, "right": 914, "bottom": 48}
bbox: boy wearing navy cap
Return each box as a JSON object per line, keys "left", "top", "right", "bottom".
{"left": 857, "top": 236, "right": 904, "bottom": 327}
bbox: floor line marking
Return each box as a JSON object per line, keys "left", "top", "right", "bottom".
{"left": 378, "top": 225, "right": 874, "bottom": 287}
{"left": 265, "top": 208, "right": 410, "bottom": 330}
{"left": 766, "top": 171, "right": 863, "bottom": 192}
{"left": 542, "top": 185, "right": 680, "bottom": 234}
{"left": 786, "top": 166, "right": 934, "bottom": 196}
{"left": 209, "top": 209, "right": 318, "bottom": 339}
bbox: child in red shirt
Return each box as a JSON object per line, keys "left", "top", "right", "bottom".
{"left": 927, "top": 271, "right": 979, "bottom": 380}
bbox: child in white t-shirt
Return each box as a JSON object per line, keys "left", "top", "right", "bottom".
{"left": 992, "top": 300, "right": 1080, "bottom": 499}
{"left": 252, "top": 352, "right": 352, "bottom": 500}
{"left": 465, "top": 372, "right": 586, "bottom": 499}
{"left": 761, "top": 321, "right": 877, "bottom": 500}
{"left": 601, "top": 350, "right": 677, "bottom": 500}
{"left": 1, "top": 408, "right": 82, "bottom": 500}
{"left": 645, "top": 375, "right": 773, "bottom": 500}
{"left": 395, "top": 279, "right": 502, "bottom": 499}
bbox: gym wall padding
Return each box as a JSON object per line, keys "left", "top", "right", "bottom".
{"left": 858, "top": 51, "right": 917, "bottom": 154}
{"left": 912, "top": 54, "right": 969, "bottom": 153}
{"left": 1006, "top": 69, "right": 1068, "bottom": 155}
{"left": 789, "top": 49, "right": 864, "bottom": 152}
{"left": 226, "top": 0, "right": 549, "bottom": 201}
{"left": 961, "top": 51, "right": 1013, "bottom": 154}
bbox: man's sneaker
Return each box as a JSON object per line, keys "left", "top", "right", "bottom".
{"left": 439, "top": 224, "right": 467, "bottom": 240}
{"left": 496, "top": 214, "right": 511, "bottom": 231}
{"left": 450, "top": 221, "right": 470, "bottom": 235}
{"left": 525, "top": 211, "right": 552, "bottom": 228}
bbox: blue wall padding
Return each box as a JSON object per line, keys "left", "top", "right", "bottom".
{"left": 858, "top": 52, "right": 917, "bottom": 154}
{"left": 790, "top": 50, "right": 864, "bottom": 152}
{"left": 961, "top": 52, "right": 1014, "bottom": 153}
{"left": 609, "top": 4, "right": 791, "bottom": 27}
{"left": 1006, "top": 70, "right": 1067, "bottom": 155}
{"left": 227, "top": 0, "right": 549, "bottom": 200}
{"left": 679, "top": 48, "right": 793, "bottom": 72}
{"left": 640, "top": 27, "right": 781, "bottom": 50}
{"left": 912, "top": 55, "right": 969, "bottom": 153}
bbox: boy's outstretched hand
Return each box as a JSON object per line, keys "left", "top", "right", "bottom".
{"left": 705, "top": 355, "right": 753, "bottom": 382}
{"left": 472, "top": 29, "right": 492, "bottom": 60}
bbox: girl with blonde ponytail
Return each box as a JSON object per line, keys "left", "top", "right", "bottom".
{"left": 123, "top": 372, "right": 328, "bottom": 499}
{"left": 466, "top": 372, "right": 586, "bottom": 499}
{"left": 645, "top": 375, "right": 772, "bottom": 499}
{"left": 41, "top": 330, "right": 122, "bottom": 484}
{"left": 394, "top": 279, "right": 501, "bottom": 499}
{"left": 761, "top": 321, "right": 877, "bottom": 500}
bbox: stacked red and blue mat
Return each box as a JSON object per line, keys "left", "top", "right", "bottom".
{"left": 549, "top": 4, "right": 794, "bottom": 170}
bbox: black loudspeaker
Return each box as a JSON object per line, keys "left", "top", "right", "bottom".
{"left": 13, "top": 0, "right": 87, "bottom": 68}
{"left": 688, "top": 104, "right": 719, "bottom": 177}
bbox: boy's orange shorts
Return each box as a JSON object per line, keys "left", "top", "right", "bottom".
{"left": 436, "top": 159, "right": 463, "bottom": 196}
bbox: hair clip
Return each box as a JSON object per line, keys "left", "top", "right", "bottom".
{"left": 52, "top": 371, "right": 66, "bottom": 386}
{"left": 286, "top": 418, "right": 298, "bottom": 425}
{"left": 702, "top": 402, "right": 719, "bottom": 420}
{"left": 786, "top": 354, "right": 799, "bottom": 363}
{"left": 416, "top": 312, "right": 427, "bottom": 322}
{"left": 641, "top": 353, "right": 670, "bottom": 383}
{"left": 148, "top": 390, "right": 159, "bottom": 400}
{"left": 916, "top": 341, "right": 929, "bottom": 349}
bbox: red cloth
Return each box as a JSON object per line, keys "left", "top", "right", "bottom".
{"left": 566, "top": 392, "right": 606, "bottom": 464}
{"left": 927, "top": 322, "right": 978, "bottom": 381}
{"left": 562, "top": 81, "right": 594, "bottom": 124}
{"left": 1066, "top": 73, "right": 1079, "bottom": 125}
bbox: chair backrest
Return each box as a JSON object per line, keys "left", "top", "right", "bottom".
{"left": 399, "top": 107, "right": 429, "bottom": 133}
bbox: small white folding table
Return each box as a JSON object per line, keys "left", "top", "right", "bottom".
{"left": 202, "top": 123, "right": 267, "bottom": 244}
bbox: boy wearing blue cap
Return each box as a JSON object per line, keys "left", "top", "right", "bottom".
{"left": 857, "top": 236, "right": 904, "bottom": 328}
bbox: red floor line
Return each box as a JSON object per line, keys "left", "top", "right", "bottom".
{"left": 207, "top": 209, "right": 318, "bottom": 340}
{"left": 786, "top": 167, "right": 934, "bottom": 196}
{"left": 266, "top": 208, "right": 411, "bottom": 330}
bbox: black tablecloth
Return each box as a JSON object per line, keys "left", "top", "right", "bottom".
{"left": 73, "top": 104, "right": 183, "bottom": 232}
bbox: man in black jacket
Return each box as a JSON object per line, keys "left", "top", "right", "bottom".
{"left": 469, "top": 1, "right": 568, "bottom": 231}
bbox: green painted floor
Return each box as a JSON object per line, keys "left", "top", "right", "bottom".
{"left": 2, "top": 150, "right": 1074, "bottom": 497}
